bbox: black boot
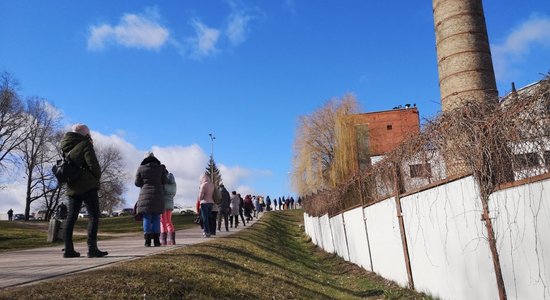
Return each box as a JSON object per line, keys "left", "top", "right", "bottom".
{"left": 160, "top": 232, "right": 167, "bottom": 246}
{"left": 169, "top": 232, "right": 176, "bottom": 245}
{"left": 153, "top": 233, "right": 161, "bottom": 247}
{"left": 87, "top": 240, "right": 108, "bottom": 258}
{"left": 63, "top": 243, "right": 80, "bottom": 258}
{"left": 144, "top": 233, "right": 152, "bottom": 247}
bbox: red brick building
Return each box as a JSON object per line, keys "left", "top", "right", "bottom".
{"left": 347, "top": 107, "right": 420, "bottom": 162}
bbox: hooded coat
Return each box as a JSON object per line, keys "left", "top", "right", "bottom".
{"left": 135, "top": 156, "right": 166, "bottom": 214}
{"left": 198, "top": 174, "right": 215, "bottom": 205}
{"left": 163, "top": 173, "right": 177, "bottom": 211}
{"left": 60, "top": 132, "right": 101, "bottom": 196}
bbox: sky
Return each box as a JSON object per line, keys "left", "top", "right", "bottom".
{"left": 0, "top": 0, "right": 549, "bottom": 216}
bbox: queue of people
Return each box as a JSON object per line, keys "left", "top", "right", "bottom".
{"left": 54, "top": 123, "right": 301, "bottom": 257}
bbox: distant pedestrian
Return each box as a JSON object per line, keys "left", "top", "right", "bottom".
{"left": 161, "top": 170, "right": 177, "bottom": 245}
{"left": 57, "top": 203, "right": 67, "bottom": 219}
{"left": 7, "top": 209, "right": 13, "bottom": 221}
{"left": 265, "top": 196, "right": 271, "bottom": 211}
{"left": 238, "top": 194, "right": 247, "bottom": 226}
{"left": 135, "top": 152, "right": 166, "bottom": 247}
{"left": 198, "top": 174, "right": 215, "bottom": 237}
{"left": 253, "top": 196, "right": 260, "bottom": 218}
{"left": 60, "top": 123, "right": 108, "bottom": 258}
{"left": 273, "top": 198, "right": 277, "bottom": 211}
{"left": 229, "top": 191, "right": 240, "bottom": 228}
{"left": 278, "top": 197, "right": 282, "bottom": 210}
{"left": 244, "top": 195, "right": 254, "bottom": 221}
{"left": 217, "top": 184, "right": 230, "bottom": 232}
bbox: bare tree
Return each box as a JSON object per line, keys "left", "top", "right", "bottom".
{"left": 0, "top": 71, "right": 28, "bottom": 174}
{"left": 18, "top": 98, "right": 60, "bottom": 220}
{"left": 95, "top": 145, "right": 128, "bottom": 215}
{"left": 292, "top": 94, "right": 358, "bottom": 195}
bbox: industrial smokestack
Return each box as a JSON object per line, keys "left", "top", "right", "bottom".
{"left": 433, "top": 0, "right": 498, "bottom": 111}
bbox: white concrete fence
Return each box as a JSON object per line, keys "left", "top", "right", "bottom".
{"left": 303, "top": 175, "right": 550, "bottom": 299}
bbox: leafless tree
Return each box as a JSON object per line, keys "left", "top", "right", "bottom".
{"left": 0, "top": 71, "right": 28, "bottom": 175}
{"left": 96, "top": 145, "right": 128, "bottom": 215}
{"left": 18, "top": 97, "right": 60, "bottom": 220}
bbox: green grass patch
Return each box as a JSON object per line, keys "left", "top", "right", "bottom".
{"left": 0, "top": 214, "right": 196, "bottom": 252}
{"left": 0, "top": 210, "right": 432, "bottom": 299}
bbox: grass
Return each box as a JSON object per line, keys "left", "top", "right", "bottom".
{"left": 0, "top": 214, "right": 196, "bottom": 252}
{"left": 0, "top": 210, "right": 432, "bottom": 300}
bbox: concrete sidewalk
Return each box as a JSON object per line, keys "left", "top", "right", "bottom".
{"left": 0, "top": 217, "right": 258, "bottom": 289}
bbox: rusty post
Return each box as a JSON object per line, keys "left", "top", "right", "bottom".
{"left": 394, "top": 165, "right": 415, "bottom": 290}
{"left": 480, "top": 197, "right": 508, "bottom": 300}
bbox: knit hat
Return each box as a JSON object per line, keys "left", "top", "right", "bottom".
{"left": 144, "top": 151, "right": 155, "bottom": 158}
{"left": 72, "top": 123, "right": 90, "bottom": 136}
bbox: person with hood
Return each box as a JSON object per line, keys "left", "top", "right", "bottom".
{"left": 229, "top": 191, "right": 240, "bottom": 228}
{"left": 135, "top": 152, "right": 166, "bottom": 247}
{"left": 60, "top": 123, "right": 108, "bottom": 258}
{"left": 198, "top": 174, "right": 215, "bottom": 237}
{"left": 217, "top": 184, "right": 231, "bottom": 232}
{"left": 160, "top": 169, "right": 177, "bottom": 245}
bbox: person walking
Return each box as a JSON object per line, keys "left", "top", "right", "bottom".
{"left": 7, "top": 209, "right": 13, "bottom": 221}
{"left": 265, "top": 196, "right": 271, "bottom": 211}
{"left": 244, "top": 195, "right": 254, "bottom": 221}
{"left": 273, "top": 198, "right": 277, "bottom": 211}
{"left": 135, "top": 152, "right": 166, "bottom": 247}
{"left": 60, "top": 123, "right": 108, "bottom": 258}
{"left": 229, "top": 191, "right": 240, "bottom": 228}
{"left": 161, "top": 170, "right": 177, "bottom": 245}
{"left": 198, "top": 174, "right": 215, "bottom": 237}
{"left": 238, "top": 194, "right": 247, "bottom": 226}
{"left": 253, "top": 195, "right": 260, "bottom": 218}
{"left": 217, "top": 184, "right": 231, "bottom": 232}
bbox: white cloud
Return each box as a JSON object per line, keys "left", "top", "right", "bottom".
{"left": 226, "top": 12, "right": 253, "bottom": 45}
{"left": 87, "top": 8, "right": 170, "bottom": 51}
{"left": 0, "top": 128, "right": 270, "bottom": 218}
{"left": 492, "top": 15, "right": 550, "bottom": 81}
{"left": 187, "top": 20, "right": 221, "bottom": 58}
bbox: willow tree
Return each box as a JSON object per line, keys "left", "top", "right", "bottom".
{"left": 292, "top": 94, "right": 358, "bottom": 196}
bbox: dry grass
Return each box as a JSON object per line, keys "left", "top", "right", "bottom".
{"left": 0, "top": 210, "right": 432, "bottom": 300}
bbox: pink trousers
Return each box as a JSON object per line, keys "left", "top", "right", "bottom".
{"left": 160, "top": 210, "right": 174, "bottom": 233}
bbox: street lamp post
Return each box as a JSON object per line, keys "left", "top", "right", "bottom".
{"left": 209, "top": 133, "right": 215, "bottom": 182}
{"left": 209, "top": 133, "right": 215, "bottom": 158}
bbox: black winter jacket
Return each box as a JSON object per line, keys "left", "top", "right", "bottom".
{"left": 60, "top": 132, "right": 101, "bottom": 196}
{"left": 135, "top": 157, "right": 166, "bottom": 214}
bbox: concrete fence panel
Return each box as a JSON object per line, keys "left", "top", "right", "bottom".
{"left": 364, "top": 197, "right": 409, "bottom": 287}
{"left": 401, "top": 176, "right": 497, "bottom": 299}
{"left": 330, "top": 214, "right": 349, "bottom": 261}
{"left": 343, "top": 207, "right": 373, "bottom": 271}
{"left": 319, "top": 214, "right": 335, "bottom": 253}
{"left": 490, "top": 178, "right": 550, "bottom": 299}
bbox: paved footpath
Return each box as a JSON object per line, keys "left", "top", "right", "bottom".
{"left": 0, "top": 217, "right": 258, "bottom": 290}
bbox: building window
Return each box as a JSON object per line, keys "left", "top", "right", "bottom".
{"left": 409, "top": 163, "right": 432, "bottom": 178}
{"left": 514, "top": 152, "right": 540, "bottom": 170}
{"left": 387, "top": 125, "right": 393, "bottom": 130}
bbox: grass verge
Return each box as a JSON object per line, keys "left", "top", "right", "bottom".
{"left": 0, "top": 210, "right": 431, "bottom": 299}
{"left": 0, "top": 214, "right": 196, "bottom": 252}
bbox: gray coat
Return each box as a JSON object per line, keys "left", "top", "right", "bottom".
{"left": 135, "top": 157, "right": 166, "bottom": 214}
{"left": 163, "top": 173, "right": 177, "bottom": 211}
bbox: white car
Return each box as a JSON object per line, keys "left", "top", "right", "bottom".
{"left": 78, "top": 211, "right": 89, "bottom": 218}
{"left": 172, "top": 206, "right": 185, "bottom": 215}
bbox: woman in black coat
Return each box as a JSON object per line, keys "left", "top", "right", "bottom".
{"left": 135, "top": 152, "right": 166, "bottom": 247}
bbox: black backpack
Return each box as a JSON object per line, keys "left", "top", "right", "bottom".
{"left": 52, "top": 150, "right": 84, "bottom": 184}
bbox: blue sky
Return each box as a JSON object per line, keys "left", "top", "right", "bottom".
{"left": 1, "top": 1, "right": 549, "bottom": 214}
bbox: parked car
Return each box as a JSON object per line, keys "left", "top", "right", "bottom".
{"left": 172, "top": 206, "right": 185, "bottom": 215}
{"left": 78, "top": 210, "right": 89, "bottom": 218}
{"left": 13, "top": 214, "right": 25, "bottom": 220}
{"left": 119, "top": 208, "right": 134, "bottom": 216}
{"left": 36, "top": 210, "right": 47, "bottom": 220}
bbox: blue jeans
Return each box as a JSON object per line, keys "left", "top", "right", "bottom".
{"left": 200, "top": 203, "right": 213, "bottom": 235}
{"left": 142, "top": 213, "right": 161, "bottom": 234}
